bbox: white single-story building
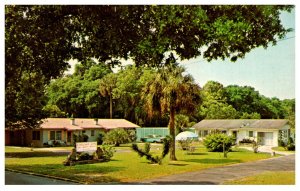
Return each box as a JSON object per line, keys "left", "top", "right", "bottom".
{"left": 5, "top": 118, "right": 140, "bottom": 147}
{"left": 193, "top": 119, "right": 291, "bottom": 147}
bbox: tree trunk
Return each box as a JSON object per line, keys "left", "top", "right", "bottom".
{"left": 169, "top": 108, "right": 177, "bottom": 161}
{"left": 109, "top": 94, "right": 113, "bottom": 119}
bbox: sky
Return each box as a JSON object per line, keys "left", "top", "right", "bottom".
{"left": 181, "top": 9, "right": 295, "bottom": 100}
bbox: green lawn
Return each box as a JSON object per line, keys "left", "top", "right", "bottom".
{"left": 224, "top": 171, "right": 295, "bottom": 185}
{"left": 272, "top": 147, "right": 295, "bottom": 153}
{"left": 5, "top": 144, "right": 273, "bottom": 184}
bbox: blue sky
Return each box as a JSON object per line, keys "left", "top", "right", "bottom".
{"left": 181, "top": 9, "right": 295, "bottom": 100}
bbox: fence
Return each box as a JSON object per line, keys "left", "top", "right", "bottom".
{"left": 136, "top": 127, "right": 195, "bottom": 141}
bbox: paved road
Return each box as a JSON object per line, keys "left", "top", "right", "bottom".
{"left": 5, "top": 171, "right": 79, "bottom": 185}
{"left": 139, "top": 154, "right": 295, "bottom": 185}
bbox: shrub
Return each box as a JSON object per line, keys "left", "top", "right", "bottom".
{"left": 127, "top": 129, "right": 137, "bottom": 142}
{"left": 178, "top": 139, "right": 193, "bottom": 150}
{"left": 101, "top": 145, "right": 115, "bottom": 161}
{"left": 78, "top": 152, "right": 93, "bottom": 161}
{"left": 285, "top": 137, "right": 295, "bottom": 151}
{"left": 82, "top": 134, "right": 89, "bottom": 142}
{"left": 131, "top": 136, "right": 171, "bottom": 165}
{"left": 144, "top": 142, "right": 151, "bottom": 154}
{"left": 203, "top": 133, "right": 234, "bottom": 152}
{"left": 239, "top": 138, "right": 254, "bottom": 144}
{"left": 278, "top": 139, "right": 285, "bottom": 147}
{"left": 161, "top": 136, "right": 171, "bottom": 158}
{"left": 103, "top": 128, "right": 131, "bottom": 146}
{"left": 97, "top": 132, "right": 106, "bottom": 145}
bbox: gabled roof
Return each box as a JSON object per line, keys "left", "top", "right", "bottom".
{"left": 40, "top": 118, "right": 140, "bottom": 131}
{"left": 92, "top": 119, "right": 140, "bottom": 129}
{"left": 193, "top": 119, "right": 289, "bottom": 130}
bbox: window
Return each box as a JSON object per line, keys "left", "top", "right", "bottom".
{"left": 91, "top": 130, "right": 95, "bottom": 136}
{"left": 50, "top": 131, "right": 55, "bottom": 140}
{"left": 282, "top": 130, "right": 288, "bottom": 138}
{"left": 249, "top": 131, "right": 254, "bottom": 137}
{"left": 82, "top": 130, "right": 86, "bottom": 134}
{"left": 32, "top": 131, "right": 40, "bottom": 140}
{"left": 50, "top": 131, "right": 62, "bottom": 140}
{"left": 221, "top": 130, "right": 227, "bottom": 134}
{"left": 203, "top": 130, "right": 208, "bottom": 137}
{"left": 56, "top": 131, "right": 62, "bottom": 140}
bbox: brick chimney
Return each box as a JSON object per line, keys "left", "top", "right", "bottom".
{"left": 70, "top": 118, "right": 75, "bottom": 125}
{"left": 94, "top": 118, "right": 98, "bottom": 125}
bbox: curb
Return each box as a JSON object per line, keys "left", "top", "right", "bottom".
{"left": 5, "top": 168, "right": 86, "bottom": 184}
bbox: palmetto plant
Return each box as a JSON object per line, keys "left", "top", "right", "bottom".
{"left": 141, "top": 63, "right": 201, "bottom": 160}
{"left": 99, "top": 73, "right": 118, "bottom": 119}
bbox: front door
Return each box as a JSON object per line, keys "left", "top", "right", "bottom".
{"left": 232, "top": 131, "right": 237, "bottom": 143}
{"left": 257, "top": 132, "right": 264, "bottom": 145}
{"left": 67, "top": 131, "right": 72, "bottom": 143}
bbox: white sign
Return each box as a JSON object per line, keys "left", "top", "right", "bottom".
{"left": 76, "top": 142, "right": 97, "bottom": 152}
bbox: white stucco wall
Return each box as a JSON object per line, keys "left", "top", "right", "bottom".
{"left": 233, "top": 129, "right": 278, "bottom": 146}
{"left": 236, "top": 130, "right": 247, "bottom": 143}
{"left": 273, "top": 131, "right": 279, "bottom": 147}
{"left": 83, "top": 129, "right": 105, "bottom": 142}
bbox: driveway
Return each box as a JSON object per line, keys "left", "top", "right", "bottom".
{"left": 138, "top": 154, "right": 295, "bottom": 185}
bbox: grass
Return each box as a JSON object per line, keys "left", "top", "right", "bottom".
{"left": 5, "top": 144, "right": 273, "bottom": 184}
{"left": 272, "top": 147, "right": 295, "bottom": 153}
{"left": 224, "top": 171, "right": 295, "bottom": 185}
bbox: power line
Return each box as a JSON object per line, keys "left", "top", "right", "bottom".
{"left": 182, "top": 36, "right": 295, "bottom": 65}
{"left": 277, "top": 36, "right": 295, "bottom": 42}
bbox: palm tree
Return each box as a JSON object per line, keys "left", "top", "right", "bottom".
{"left": 99, "top": 73, "right": 117, "bottom": 119}
{"left": 141, "top": 63, "right": 201, "bottom": 160}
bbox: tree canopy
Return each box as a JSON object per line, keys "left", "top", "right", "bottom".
{"left": 5, "top": 5, "right": 294, "bottom": 128}
{"left": 44, "top": 64, "right": 295, "bottom": 131}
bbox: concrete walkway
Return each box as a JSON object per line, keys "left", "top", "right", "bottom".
{"left": 139, "top": 154, "right": 295, "bottom": 185}
{"left": 240, "top": 145, "right": 294, "bottom": 156}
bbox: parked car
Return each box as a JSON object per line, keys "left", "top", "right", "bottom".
{"left": 141, "top": 134, "right": 165, "bottom": 143}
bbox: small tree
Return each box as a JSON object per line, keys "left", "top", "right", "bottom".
{"left": 252, "top": 137, "right": 262, "bottom": 153}
{"left": 103, "top": 128, "right": 131, "bottom": 146}
{"left": 203, "top": 133, "right": 234, "bottom": 153}
{"left": 177, "top": 139, "right": 193, "bottom": 150}
{"left": 127, "top": 129, "right": 137, "bottom": 142}
{"left": 131, "top": 136, "right": 171, "bottom": 164}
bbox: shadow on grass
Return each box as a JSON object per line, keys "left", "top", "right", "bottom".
{"left": 5, "top": 152, "right": 69, "bottom": 158}
{"left": 6, "top": 163, "right": 125, "bottom": 184}
{"left": 185, "top": 152, "right": 207, "bottom": 156}
{"left": 183, "top": 158, "right": 241, "bottom": 164}
{"left": 140, "top": 181, "right": 217, "bottom": 185}
{"left": 168, "top": 163, "right": 188, "bottom": 166}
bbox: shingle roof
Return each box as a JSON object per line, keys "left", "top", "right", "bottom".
{"left": 193, "top": 119, "right": 289, "bottom": 130}
{"left": 40, "top": 118, "right": 140, "bottom": 131}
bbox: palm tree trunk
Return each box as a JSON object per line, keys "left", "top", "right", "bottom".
{"left": 169, "top": 108, "right": 177, "bottom": 161}
{"left": 110, "top": 94, "right": 113, "bottom": 119}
